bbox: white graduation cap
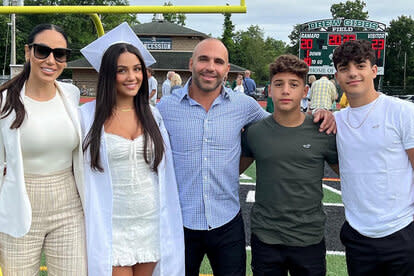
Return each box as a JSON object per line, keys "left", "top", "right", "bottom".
{"left": 81, "top": 22, "right": 156, "bottom": 72}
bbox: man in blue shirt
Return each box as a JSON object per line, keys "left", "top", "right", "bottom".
{"left": 157, "top": 38, "right": 336, "bottom": 276}
{"left": 243, "top": 70, "right": 256, "bottom": 97}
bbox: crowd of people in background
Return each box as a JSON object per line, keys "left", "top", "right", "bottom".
{"left": 149, "top": 66, "right": 347, "bottom": 114}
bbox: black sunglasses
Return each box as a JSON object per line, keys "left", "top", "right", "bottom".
{"left": 29, "top": 43, "right": 71, "bottom": 63}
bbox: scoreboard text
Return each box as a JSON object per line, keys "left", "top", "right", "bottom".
{"left": 299, "top": 32, "right": 386, "bottom": 75}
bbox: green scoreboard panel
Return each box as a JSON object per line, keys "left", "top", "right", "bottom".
{"left": 299, "top": 32, "right": 386, "bottom": 75}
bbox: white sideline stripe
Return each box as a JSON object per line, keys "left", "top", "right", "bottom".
{"left": 324, "top": 203, "right": 344, "bottom": 207}
{"left": 246, "top": 191, "right": 255, "bottom": 202}
{"left": 322, "top": 184, "right": 342, "bottom": 195}
{"left": 327, "top": 250, "right": 346, "bottom": 256}
{"left": 240, "top": 174, "right": 252, "bottom": 180}
{"left": 246, "top": 247, "right": 345, "bottom": 256}
{"left": 240, "top": 182, "right": 256, "bottom": 186}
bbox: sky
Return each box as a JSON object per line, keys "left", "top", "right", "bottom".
{"left": 129, "top": 0, "right": 413, "bottom": 44}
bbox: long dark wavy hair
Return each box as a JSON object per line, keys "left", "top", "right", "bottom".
{"left": 0, "top": 24, "right": 68, "bottom": 129}
{"left": 82, "top": 43, "right": 165, "bottom": 172}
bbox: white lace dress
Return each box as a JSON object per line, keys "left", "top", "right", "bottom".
{"left": 105, "top": 133, "right": 160, "bottom": 266}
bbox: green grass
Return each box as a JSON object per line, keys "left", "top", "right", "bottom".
{"left": 36, "top": 250, "right": 347, "bottom": 276}
{"left": 40, "top": 253, "right": 47, "bottom": 276}
{"left": 200, "top": 250, "right": 347, "bottom": 275}
{"left": 326, "top": 254, "right": 348, "bottom": 276}
{"left": 323, "top": 188, "right": 342, "bottom": 204}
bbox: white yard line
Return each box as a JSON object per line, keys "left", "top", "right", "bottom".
{"left": 240, "top": 182, "right": 256, "bottom": 186}
{"left": 246, "top": 191, "right": 255, "bottom": 203}
{"left": 322, "top": 184, "right": 342, "bottom": 195}
{"left": 240, "top": 173, "right": 253, "bottom": 180}
{"left": 327, "top": 250, "right": 346, "bottom": 256}
{"left": 324, "top": 202, "right": 344, "bottom": 207}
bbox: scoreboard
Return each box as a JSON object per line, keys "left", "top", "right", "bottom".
{"left": 298, "top": 32, "right": 386, "bottom": 75}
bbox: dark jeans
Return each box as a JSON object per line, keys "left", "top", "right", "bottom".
{"left": 251, "top": 233, "right": 326, "bottom": 276}
{"left": 340, "top": 221, "right": 414, "bottom": 276}
{"left": 184, "top": 212, "right": 246, "bottom": 276}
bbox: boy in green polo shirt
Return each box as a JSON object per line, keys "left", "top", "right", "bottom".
{"left": 241, "top": 54, "right": 339, "bottom": 276}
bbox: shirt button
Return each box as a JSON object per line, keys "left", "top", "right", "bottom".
{"left": 204, "top": 157, "right": 207, "bottom": 161}
{"left": 204, "top": 138, "right": 208, "bottom": 142}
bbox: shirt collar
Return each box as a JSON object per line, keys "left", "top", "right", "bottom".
{"left": 179, "top": 77, "right": 231, "bottom": 102}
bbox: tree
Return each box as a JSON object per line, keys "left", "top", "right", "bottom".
{"left": 287, "top": 24, "right": 301, "bottom": 55}
{"left": 2, "top": 0, "right": 138, "bottom": 73}
{"left": 330, "top": 0, "right": 368, "bottom": 20}
{"left": 384, "top": 15, "right": 414, "bottom": 89}
{"left": 232, "top": 25, "right": 287, "bottom": 84}
{"left": 152, "top": 1, "right": 186, "bottom": 26}
{"left": 221, "top": 12, "right": 235, "bottom": 62}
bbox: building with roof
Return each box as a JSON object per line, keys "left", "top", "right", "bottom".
{"left": 67, "top": 18, "right": 246, "bottom": 97}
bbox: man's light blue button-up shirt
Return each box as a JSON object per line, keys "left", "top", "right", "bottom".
{"left": 157, "top": 79, "right": 268, "bottom": 230}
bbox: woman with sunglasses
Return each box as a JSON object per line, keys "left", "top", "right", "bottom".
{"left": 0, "top": 24, "right": 86, "bottom": 275}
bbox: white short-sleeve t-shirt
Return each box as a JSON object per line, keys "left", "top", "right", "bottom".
{"left": 335, "top": 93, "right": 414, "bottom": 238}
{"left": 148, "top": 76, "right": 158, "bottom": 105}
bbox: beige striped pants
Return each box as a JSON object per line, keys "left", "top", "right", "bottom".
{"left": 0, "top": 167, "right": 87, "bottom": 276}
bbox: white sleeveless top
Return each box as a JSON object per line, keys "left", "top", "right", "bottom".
{"left": 20, "top": 91, "right": 78, "bottom": 174}
{"left": 105, "top": 133, "right": 160, "bottom": 266}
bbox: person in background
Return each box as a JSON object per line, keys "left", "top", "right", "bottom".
{"left": 233, "top": 73, "right": 244, "bottom": 93}
{"left": 333, "top": 39, "right": 414, "bottom": 276}
{"left": 243, "top": 70, "right": 256, "bottom": 97}
{"left": 162, "top": 71, "right": 175, "bottom": 97}
{"left": 302, "top": 75, "right": 316, "bottom": 112}
{"left": 308, "top": 75, "right": 317, "bottom": 86}
{"left": 80, "top": 22, "right": 184, "bottom": 276}
{"left": 0, "top": 23, "right": 86, "bottom": 275}
{"left": 241, "top": 54, "right": 338, "bottom": 276}
{"left": 330, "top": 79, "right": 340, "bottom": 110}
{"left": 309, "top": 75, "right": 337, "bottom": 112}
{"left": 223, "top": 75, "right": 231, "bottom": 88}
{"left": 339, "top": 92, "right": 349, "bottom": 108}
{"left": 264, "top": 81, "right": 273, "bottom": 113}
{"left": 170, "top": 73, "right": 182, "bottom": 94}
{"left": 147, "top": 67, "right": 158, "bottom": 106}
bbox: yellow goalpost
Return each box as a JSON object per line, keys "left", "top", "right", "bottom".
{"left": 0, "top": 1, "right": 246, "bottom": 36}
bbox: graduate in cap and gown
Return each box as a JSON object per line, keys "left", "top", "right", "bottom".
{"left": 80, "top": 22, "right": 184, "bottom": 276}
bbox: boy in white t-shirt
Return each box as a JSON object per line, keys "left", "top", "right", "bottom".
{"left": 333, "top": 40, "right": 414, "bottom": 276}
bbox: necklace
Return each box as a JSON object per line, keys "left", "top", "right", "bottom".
{"left": 346, "top": 97, "right": 379, "bottom": 129}
{"left": 116, "top": 106, "right": 134, "bottom": 112}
